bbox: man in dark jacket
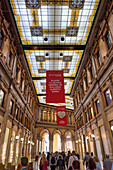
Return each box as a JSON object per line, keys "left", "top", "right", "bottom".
{"left": 57, "top": 156, "right": 65, "bottom": 170}
{"left": 83, "top": 152, "right": 91, "bottom": 168}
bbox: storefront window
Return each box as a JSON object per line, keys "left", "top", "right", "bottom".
{"left": 104, "top": 88, "right": 112, "bottom": 106}
{"left": 8, "top": 131, "right": 16, "bottom": 163}
{"left": 105, "top": 31, "right": 112, "bottom": 50}
{"left": 2, "top": 128, "right": 10, "bottom": 164}
{"left": 100, "top": 125, "right": 109, "bottom": 156}
{"left": 95, "top": 99, "right": 101, "bottom": 114}
{"left": 0, "top": 89, "right": 5, "bottom": 107}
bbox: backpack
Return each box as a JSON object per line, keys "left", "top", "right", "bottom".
{"left": 51, "top": 156, "right": 55, "bottom": 164}
{"left": 58, "top": 159, "right": 64, "bottom": 167}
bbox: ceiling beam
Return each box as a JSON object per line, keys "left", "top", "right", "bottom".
{"left": 37, "top": 94, "right": 70, "bottom": 96}
{"left": 23, "top": 45, "right": 86, "bottom": 51}
{"left": 32, "top": 77, "right": 75, "bottom": 80}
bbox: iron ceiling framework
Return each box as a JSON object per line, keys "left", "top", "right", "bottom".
{"left": 8, "top": 0, "right": 101, "bottom": 109}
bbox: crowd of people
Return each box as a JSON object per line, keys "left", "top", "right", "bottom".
{"left": 20, "top": 151, "right": 113, "bottom": 170}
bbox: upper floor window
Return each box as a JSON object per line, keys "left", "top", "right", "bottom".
{"left": 40, "top": 110, "right": 43, "bottom": 121}
{"left": 70, "top": 116, "right": 72, "bottom": 124}
{"left": 43, "top": 111, "right": 47, "bottom": 121}
{"left": 95, "top": 99, "right": 101, "bottom": 114}
{"left": 97, "top": 51, "right": 101, "bottom": 67}
{"left": 0, "top": 31, "right": 3, "bottom": 48}
{"left": 85, "top": 76, "right": 88, "bottom": 89}
{"left": 48, "top": 112, "right": 51, "bottom": 122}
{"left": 90, "top": 66, "right": 93, "bottom": 79}
{"left": 105, "top": 31, "right": 112, "bottom": 50}
{"left": 9, "top": 100, "right": 14, "bottom": 115}
{"left": 104, "top": 88, "right": 112, "bottom": 106}
{"left": 0, "top": 89, "right": 5, "bottom": 107}
{"left": 67, "top": 115, "right": 69, "bottom": 124}
{"left": 15, "top": 107, "right": 19, "bottom": 120}
{"left": 55, "top": 112, "right": 57, "bottom": 122}
{"left": 19, "top": 111, "right": 23, "bottom": 123}
{"left": 7, "top": 51, "right": 12, "bottom": 67}
{"left": 85, "top": 112, "right": 89, "bottom": 123}
{"left": 89, "top": 107, "right": 94, "bottom": 120}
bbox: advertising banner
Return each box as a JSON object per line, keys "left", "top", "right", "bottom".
{"left": 57, "top": 106, "right": 67, "bottom": 126}
{"left": 46, "top": 70, "right": 65, "bottom": 103}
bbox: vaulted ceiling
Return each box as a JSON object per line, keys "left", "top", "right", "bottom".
{"left": 8, "top": 0, "right": 100, "bottom": 109}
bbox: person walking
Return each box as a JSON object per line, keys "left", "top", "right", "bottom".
{"left": 103, "top": 154, "right": 112, "bottom": 170}
{"left": 83, "top": 152, "right": 91, "bottom": 168}
{"left": 40, "top": 154, "right": 48, "bottom": 170}
{"left": 57, "top": 155, "right": 65, "bottom": 170}
{"left": 68, "top": 151, "right": 78, "bottom": 170}
{"left": 50, "top": 153, "right": 57, "bottom": 170}
{"left": 86, "top": 158, "right": 102, "bottom": 170}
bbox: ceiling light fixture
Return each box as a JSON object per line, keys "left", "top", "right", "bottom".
{"left": 60, "top": 53, "right": 63, "bottom": 56}
{"left": 61, "top": 37, "right": 65, "bottom": 41}
{"left": 21, "top": 138, "right": 24, "bottom": 141}
{"left": 86, "top": 136, "right": 89, "bottom": 140}
{"left": 76, "top": 140, "right": 78, "bottom": 143}
{"left": 44, "top": 37, "right": 48, "bottom": 41}
{"left": 91, "top": 134, "right": 95, "bottom": 138}
{"left": 45, "top": 53, "right": 49, "bottom": 56}
{"left": 15, "top": 136, "right": 19, "bottom": 140}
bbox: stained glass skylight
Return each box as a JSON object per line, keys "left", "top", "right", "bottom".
{"left": 9, "top": 0, "right": 101, "bottom": 110}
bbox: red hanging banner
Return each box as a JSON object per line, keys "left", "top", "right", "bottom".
{"left": 46, "top": 70, "right": 65, "bottom": 103}
{"left": 57, "top": 106, "right": 67, "bottom": 126}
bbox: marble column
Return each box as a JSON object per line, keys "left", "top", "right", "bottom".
{"left": 61, "top": 135, "right": 65, "bottom": 151}
{"left": 82, "top": 111, "right": 87, "bottom": 155}
{"left": 72, "top": 136, "right": 75, "bottom": 151}
{"left": 95, "top": 124, "right": 105, "bottom": 161}
{"left": 97, "top": 89, "right": 113, "bottom": 158}
{"left": 12, "top": 131, "right": 18, "bottom": 165}
{"left": 17, "top": 133, "right": 23, "bottom": 164}
{"left": 90, "top": 127, "right": 97, "bottom": 157}
{"left": 49, "top": 135, "right": 53, "bottom": 153}
{"left": 0, "top": 89, "right": 12, "bottom": 163}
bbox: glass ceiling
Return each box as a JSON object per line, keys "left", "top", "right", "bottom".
{"left": 9, "top": 0, "right": 100, "bottom": 110}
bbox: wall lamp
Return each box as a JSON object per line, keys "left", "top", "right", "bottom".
{"left": 91, "top": 134, "right": 95, "bottom": 138}
{"left": 111, "top": 126, "right": 113, "bottom": 131}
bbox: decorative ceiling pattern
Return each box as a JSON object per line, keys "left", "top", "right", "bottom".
{"left": 10, "top": 0, "right": 100, "bottom": 45}
{"left": 9, "top": 0, "right": 100, "bottom": 110}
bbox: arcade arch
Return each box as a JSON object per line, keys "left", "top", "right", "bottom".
{"left": 65, "top": 131, "right": 73, "bottom": 152}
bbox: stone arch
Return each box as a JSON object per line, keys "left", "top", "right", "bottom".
{"left": 52, "top": 130, "right": 62, "bottom": 152}
{"left": 64, "top": 131, "right": 73, "bottom": 138}
{"left": 39, "top": 128, "right": 50, "bottom": 137}
{"left": 52, "top": 129, "right": 62, "bottom": 137}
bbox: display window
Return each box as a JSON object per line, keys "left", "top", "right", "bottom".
{"left": 2, "top": 128, "right": 10, "bottom": 164}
